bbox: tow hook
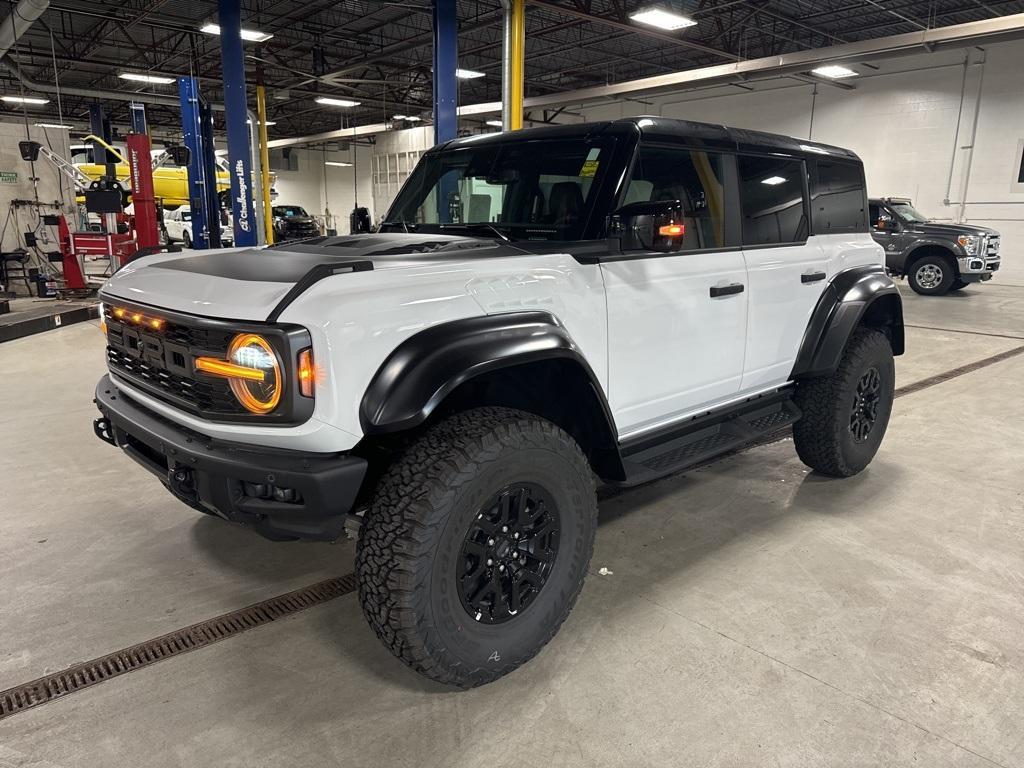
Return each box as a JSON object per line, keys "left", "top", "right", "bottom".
{"left": 93, "top": 417, "right": 116, "bottom": 446}
{"left": 168, "top": 466, "right": 199, "bottom": 505}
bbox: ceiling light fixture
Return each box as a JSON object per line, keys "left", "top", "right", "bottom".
{"left": 629, "top": 7, "right": 697, "bottom": 30}
{"left": 119, "top": 72, "right": 176, "bottom": 85}
{"left": 456, "top": 68, "right": 485, "bottom": 79}
{"left": 761, "top": 176, "right": 787, "bottom": 186}
{"left": 199, "top": 23, "right": 274, "bottom": 43}
{"left": 486, "top": 120, "right": 503, "bottom": 127}
{"left": 2, "top": 95, "right": 49, "bottom": 105}
{"left": 35, "top": 122, "right": 73, "bottom": 129}
{"left": 811, "top": 64, "right": 857, "bottom": 78}
{"left": 316, "top": 96, "right": 361, "bottom": 108}
{"left": 325, "top": 161, "right": 353, "bottom": 167}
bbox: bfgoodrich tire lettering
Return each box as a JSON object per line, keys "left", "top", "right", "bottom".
{"left": 792, "top": 328, "right": 895, "bottom": 477}
{"left": 356, "top": 407, "right": 597, "bottom": 688}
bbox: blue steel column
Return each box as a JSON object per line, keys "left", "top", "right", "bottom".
{"left": 432, "top": 0, "right": 457, "bottom": 145}
{"left": 218, "top": 0, "right": 258, "bottom": 247}
{"left": 177, "top": 76, "right": 221, "bottom": 249}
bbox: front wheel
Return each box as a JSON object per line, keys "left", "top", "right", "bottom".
{"left": 356, "top": 407, "right": 597, "bottom": 688}
{"left": 908, "top": 254, "right": 954, "bottom": 295}
{"left": 792, "top": 328, "right": 895, "bottom": 478}
{"left": 182, "top": 229, "right": 192, "bottom": 249}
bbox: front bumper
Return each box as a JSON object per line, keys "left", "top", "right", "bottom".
{"left": 93, "top": 374, "right": 367, "bottom": 541}
{"left": 957, "top": 253, "right": 1001, "bottom": 282}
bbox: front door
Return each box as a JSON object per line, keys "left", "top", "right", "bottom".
{"left": 603, "top": 145, "right": 748, "bottom": 438}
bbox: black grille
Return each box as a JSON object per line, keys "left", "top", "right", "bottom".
{"left": 106, "top": 346, "right": 242, "bottom": 413}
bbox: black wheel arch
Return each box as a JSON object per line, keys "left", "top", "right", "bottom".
{"left": 905, "top": 243, "right": 959, "bottom": 276}
{"left": 792, "top": 266, "right": 904, "bottom": 379}
{"left": 359, "top": 312, "right": 625, "bottom": 481}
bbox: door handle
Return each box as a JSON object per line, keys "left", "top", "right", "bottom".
{"left": 710, "top": 283, "right": 744, "bottom": 298}
{"left": 801, "top": 271, "right": 827, "bottom": 284}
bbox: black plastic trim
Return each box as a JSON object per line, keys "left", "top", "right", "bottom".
{"left": 266, "top": 260, "right": 373, "bottom": 322}
{"left": 359, "top": 311, "right": 618, "bottom": 438}
{"left": 791, "top": 265, "right": 904, "bottom": 378}
{"left": 94, "top": 375, "right": 366, "bottom": 541}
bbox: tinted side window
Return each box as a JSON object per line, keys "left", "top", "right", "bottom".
{"left": 624, "top": 146, "right": 727, "bottom": 250}
{"left": 737, "top": 155, "right": 807, "bottom": 246}
{"left": 812, "top": 160, "right": 867, "bottom": 234}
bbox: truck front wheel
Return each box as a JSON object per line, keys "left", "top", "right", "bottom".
{"left": 356, "top": 407, "right": 597, "bottom": 688}
{"left": 907, "top": 253, "right": 954, "bottom": 295}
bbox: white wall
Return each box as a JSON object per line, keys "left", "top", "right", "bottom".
{"left": 271, "top": 143, "right": 374, "bottom": 234}
{"left": 572, "top": 40, "right": 1024, "bottom": 283}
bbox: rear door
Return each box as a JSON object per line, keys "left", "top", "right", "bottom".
{"left": 738, "top": 153, "right": 828, "bottom": 391}
{"left": 602, "top": 144, "right": 748, "bottom": 438}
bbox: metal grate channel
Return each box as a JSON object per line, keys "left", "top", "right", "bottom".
{"left": 0, "top": 574, "right": 357, "bottom": 722}
{"left": 894, "top": 345, "right": 1024, "bottom": 399}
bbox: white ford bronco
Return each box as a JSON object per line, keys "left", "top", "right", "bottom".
{"left": 93, "top": 117, "right": 904, "bottom": 687}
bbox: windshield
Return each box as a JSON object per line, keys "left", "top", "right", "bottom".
{"left": 273, "top": 206, "right": 308, "bottom": 218}
{"left": 383, "top": 138, "right": 614, "bottom": 241}
{"left": 889, "top": 201, "right": 929, "bottom": 223}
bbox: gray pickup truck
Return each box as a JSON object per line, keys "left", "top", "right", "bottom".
{"left": 869, "top": 197, "right": 1001, "bottom": 296}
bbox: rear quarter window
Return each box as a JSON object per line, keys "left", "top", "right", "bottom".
{"left": 810, "top": 160, "right": 868, "bottom": 234}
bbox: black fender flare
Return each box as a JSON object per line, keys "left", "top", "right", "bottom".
{"left": 902, "top": 240, "right": 960, "bottom": 273}
{"left": 359, "top": 311, "right": 618, "bottom": 439}
{"left": 791, "top": 266, "right": 904, "bottom": 379}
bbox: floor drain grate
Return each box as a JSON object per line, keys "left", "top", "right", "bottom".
{"left": 894, "top": 344, "right": 1024, "bottom": 399}
{"left": 0, "top": 573, "right": 357, "bottom": 722}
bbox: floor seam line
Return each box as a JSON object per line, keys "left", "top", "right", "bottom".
{"left": 904, "top": 324, "right": 1024, "bottom": 341}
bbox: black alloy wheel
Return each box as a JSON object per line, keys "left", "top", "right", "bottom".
{"left": 849, "top": 367, "right": 881, "bottom": 443}
{"left": 458, "top": 483, "right": 560, "bottom": 624}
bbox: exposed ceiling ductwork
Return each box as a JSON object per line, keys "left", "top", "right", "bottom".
{"left": 0, "top": 0, "right": 49, "bottom": 60}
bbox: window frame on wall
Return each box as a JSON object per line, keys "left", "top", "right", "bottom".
{"left": 735, "top": 153, "right": 811, "bottom": 249}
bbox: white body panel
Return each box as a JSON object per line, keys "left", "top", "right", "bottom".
{"left": 601, "top": 250, "right": 748, "bottom": 435}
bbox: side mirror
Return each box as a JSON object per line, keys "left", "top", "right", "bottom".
{"left": 611, "top": 200, "right": 685, "bottom": 253}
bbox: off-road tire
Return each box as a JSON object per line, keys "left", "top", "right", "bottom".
{"left": 356, "top": 407, "right": 597, "bottom": 688}
{"left": 949, "top": 278, "right": 970, "bottom": 291}
{"left": 792, "top": 328, "right": 894, "bottom": 478}
{"left": 907, "top": 253, "right": 954, "bottom": 295}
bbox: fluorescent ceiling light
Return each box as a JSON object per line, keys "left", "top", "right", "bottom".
{"left": 392, "top": 114, "right": 406, "bottom": 120}
{"left": 35, "top": 122, "right": 73, "bottom": 129}
{"left": 761, "top": 176, "right": 787, "bottom": 186}
{"left": 246, "top": 119, "right": 276, "bottom": 125}
{"left": 486, "top": 120, "right": 503, "bottom": 127}
{"left": 812, "top": 64, "right": 857, "bottom": 78}
{"left": 2, "top": 95, "right": 49, "bottom": 105}
{"left": 69, "top": 144, "right": 90, "bottom": 150}
{"left": 325, "top": 161, "right": 352, "bottom": 167}
{"left": 316, "top": 96, "right": 361, "bottom": 107}
{"left": 199, "top": 23, "right": 274, "bottom": 43}
{"left": 119, "top": 72, "right": 175, "bottom": 85}
{"left": 629, "top": 8, "right": 697, "bottom": 30}
{"left": 456, "top": 68, "right": 485, "bottom": 79}
{"left": 403, "top": 116, "right": 422, "bottom": 122}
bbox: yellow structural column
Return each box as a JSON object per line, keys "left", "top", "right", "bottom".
{"left": 256, "top": 82, "right": 274, "bottom": 245}
{"left": 510, "top": 0, "right": 525, "bottom": 130}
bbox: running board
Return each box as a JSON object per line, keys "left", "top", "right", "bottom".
{"left": 617, "top": 396, "right": 801, "bottom": 486}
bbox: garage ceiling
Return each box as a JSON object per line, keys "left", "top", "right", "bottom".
{"left": 3, "top": 0, "right": 1024, "bottom": 140}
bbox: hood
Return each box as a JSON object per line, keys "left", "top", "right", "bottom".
{"left": 100, "top": 233, "right": 519, "bottom": 322}
{"left": 910, "top": 221, "right": 1000, "bottom": 238}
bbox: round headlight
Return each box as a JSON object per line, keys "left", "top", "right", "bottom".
{"left": 227, "top": 333, "right": 282, "bottom": 414}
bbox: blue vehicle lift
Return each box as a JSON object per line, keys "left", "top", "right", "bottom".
{"left": 177, "top": 76, "right": 222, "bottom": 250}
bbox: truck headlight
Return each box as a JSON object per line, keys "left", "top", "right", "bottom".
{"left": 227, "top": 333, "right": 283, "bottom": 414}
{"left": 957, "top": 235, "right": 979, "bottom": 255}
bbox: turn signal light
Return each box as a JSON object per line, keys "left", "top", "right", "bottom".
{"left": 297, "top": 348, "right": 315, "bottom": 398}
{"left": 195, "top": 356, "right": 267, "bottom": 382}
{"left": 659, "top": 223, "right": 685, "bottom": 237}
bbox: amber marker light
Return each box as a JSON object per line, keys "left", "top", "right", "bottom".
{"left": 149, "top": 318, "right": 163, "bottom": 330}
{"left": 113, "top": 307, "right": 126, "bottom": 319}
{"left": 195, "top": 357, "right": 267, "bottom": 382}
{"left": 297, "top": 348, "right": 315, "bottom": 398}
{"left": 659, "top": 223, "right": 685, "bottom": 237}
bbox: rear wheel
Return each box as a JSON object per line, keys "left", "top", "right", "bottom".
{"left": 793, "top": 328, "right": 895, "bottom": 478}
{"left": 907, "top": 254, "right": 954, "bottom": 295}
{"left": 182, "top": 229, "right": 192, "bottom": 248}
{"left": 356, "top": 407, "right": 597, "bottom": 688}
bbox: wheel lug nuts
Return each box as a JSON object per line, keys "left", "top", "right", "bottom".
{"left": 486, "top": 558, "right": 493, "bottom": 566}
{"left": 501, "top": 525, "right": 508, "bottom": 533}
{"left": 487, "top": 538, "right": 495, "bottom": 546}
{"left": 513, "top": 532, "right": 519, "bottom": 539}
{"left": 498, "top": 564, "right": 505, "bottom": 572}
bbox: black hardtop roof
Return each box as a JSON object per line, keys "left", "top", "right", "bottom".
{"left": 437, "top": 116, "right": 861, "bottom": 162}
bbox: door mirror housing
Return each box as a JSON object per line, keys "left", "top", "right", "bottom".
{"left": 611, "top": 200, "right": 685, "bottom": 253}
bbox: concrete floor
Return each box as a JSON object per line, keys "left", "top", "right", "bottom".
{"left": 1, "top": 280, "right": 1023, "bottom": 767}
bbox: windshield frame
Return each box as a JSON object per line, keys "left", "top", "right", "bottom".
{"left": 273, "top": 206, "right": 308, "bottom": 218}
{"left": 381, "top": 134, "right": 629, "bottom": 243}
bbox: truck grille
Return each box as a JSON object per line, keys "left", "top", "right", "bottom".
{"left": 103, "top": 305, "right": 246, "bottom": 416}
